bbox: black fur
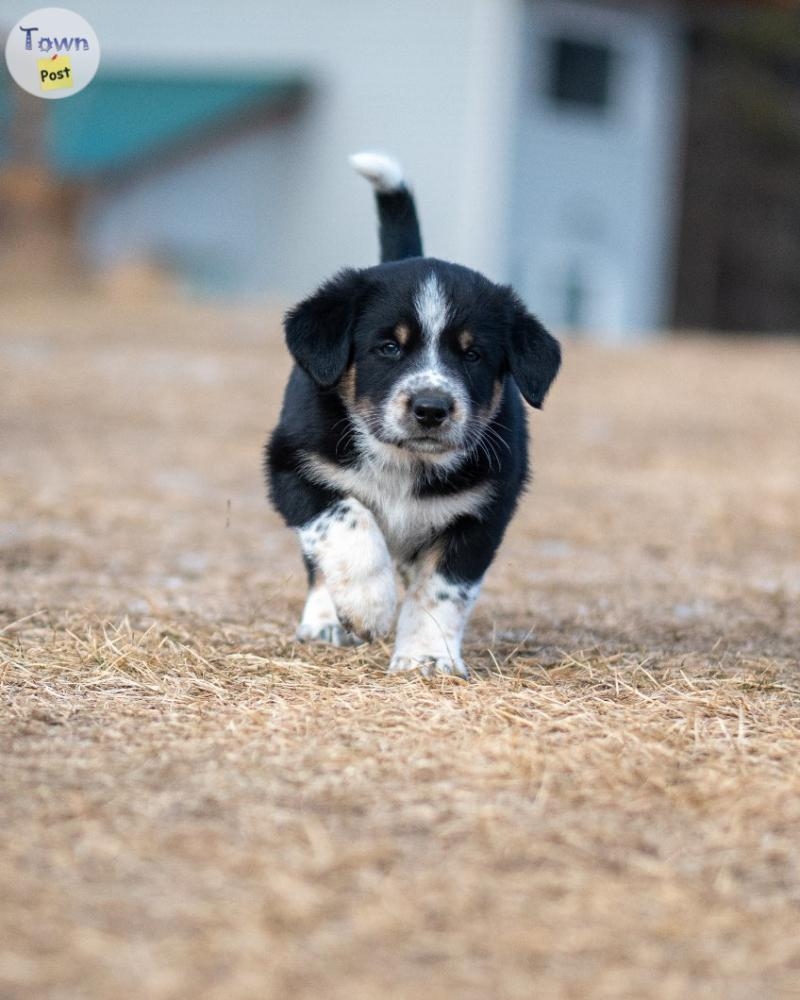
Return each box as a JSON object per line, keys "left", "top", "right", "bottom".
{"left": 265, "top": 161, "right": 560, "bottom": 647}
{"left": 283, "top": 269, "right": 367, "bottom": 388}
{"left": 375, "top": 187, "right": 423, "bottom": 262}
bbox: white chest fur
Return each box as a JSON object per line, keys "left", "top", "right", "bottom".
{"left": 300, "top": 451, "right": 492, "bottom": 559}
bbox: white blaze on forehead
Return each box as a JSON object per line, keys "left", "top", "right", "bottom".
{"left": 386, "top": 271, "right": 468, "bottom": 439}
{"left": 414, "top": 273, "right": 450, "bottom": 345}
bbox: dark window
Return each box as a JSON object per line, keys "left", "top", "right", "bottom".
{"left": 548, "top": 37, "right": 614, "bottom": 111}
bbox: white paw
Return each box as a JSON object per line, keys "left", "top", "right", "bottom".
{"left": 388, "top": 653, "right": 469, "bottom": 678}
{"left": 295, "top": 622, "right": 363, "bottom": 647}
{"left": 331, "top": 568, "right": 396, "bottom": 642}
{"left": 296, "top": 583, "right": 363, "bottom": 647}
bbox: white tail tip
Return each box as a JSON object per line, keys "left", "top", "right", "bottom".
{"left": 349, "top": 151, "right": 405, "bottom": 193}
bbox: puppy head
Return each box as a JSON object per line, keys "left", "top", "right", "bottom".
{"left": 285, "top": 259, "right": 560, "bottom": 458}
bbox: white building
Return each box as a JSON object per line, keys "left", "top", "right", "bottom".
{"left": 2, "top": 0, "right": 686, "bottom": 336}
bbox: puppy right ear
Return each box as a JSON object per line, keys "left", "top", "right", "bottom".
{"left": 284, "top": 269, "right": 368, "bottom": 388}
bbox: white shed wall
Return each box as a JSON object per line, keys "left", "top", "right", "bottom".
{"left": 23, "top": 0, "right": 522, "bottom": 298}
{"left": 509, "top": 0, "right": 684, "bottom": 336}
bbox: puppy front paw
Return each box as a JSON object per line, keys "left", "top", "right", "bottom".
{"left": 300, "top": 498, "right": 397, "bottom": 643}
{"left": 332, "top": 567, "right": 397, "bottom": 642}
{"left": 388, "top": 653, "right": 469, "bottom": 679}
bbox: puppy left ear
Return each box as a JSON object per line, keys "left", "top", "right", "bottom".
{"left": 284, "top": 268, "right": 369, "bottom": 388}
{"left": 507, "top": 299, "right": 561, "bottom": 409}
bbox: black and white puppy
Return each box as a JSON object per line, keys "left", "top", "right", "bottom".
{"left": 266, "top": 152, "right": 560, "bottom": 677}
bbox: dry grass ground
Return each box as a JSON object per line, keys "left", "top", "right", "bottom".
{"left": 1, "top": 297, "right": 799, "bottom": 999}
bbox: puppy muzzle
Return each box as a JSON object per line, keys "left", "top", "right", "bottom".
{"left": 385, "top": 383, "right": 467, "bottom": 454}
{"left": 410, "top": 392, "right": 454, "bottom": 429}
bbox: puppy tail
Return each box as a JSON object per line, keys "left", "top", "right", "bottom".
{"left": 349, "top": 151, "right": 423, "bottom": 263}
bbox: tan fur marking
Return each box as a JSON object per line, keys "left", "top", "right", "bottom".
{"left": 354, "top": 396, "right": 377, "bottom": 422}
{"left": 478, "top": 379, "right": 504, "bottom": 424}
{"left": 388, "top": 389, "right": 411, "bottom": 424}
{"left": 458, "top": 329, "right": 474, "bottom": 351}
{"left": 404, "top": 544, "right": 443, "bottom": 597}
{"left": 339, "top": 365, "right": 356, "bottom": 404}
{"left": 395, "top": 323, "right": 411, "bottom": 347}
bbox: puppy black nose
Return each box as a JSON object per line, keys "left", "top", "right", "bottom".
{"left": 412, "top": 394, "right": 453, "bottom": 428}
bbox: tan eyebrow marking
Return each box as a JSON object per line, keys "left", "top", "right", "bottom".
{"left": 458, "top": 329, "right": 474, "bottom": 351}
{"left": 394, "top": 323, "right": 411, "bottom": 346}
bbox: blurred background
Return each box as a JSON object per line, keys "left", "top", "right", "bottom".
{"left": 2, "top": 0, "right": 800, "bottom": 338}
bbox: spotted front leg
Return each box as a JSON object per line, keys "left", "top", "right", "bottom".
{"left": 299, "top": 498, "right": 397, "bottom": 642}
{"left": 389, "top": 560, "right": 480, "bottom": 678}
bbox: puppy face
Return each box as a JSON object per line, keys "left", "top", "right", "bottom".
{"left": 285, "top": 258, "right": 560, "bottom": 459}
{"left": 348, "top": 270, "right": 506, "bottom": 455}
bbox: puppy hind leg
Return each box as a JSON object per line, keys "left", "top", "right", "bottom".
{"left": 296, "top": 577, "right": 363, "bottom": 647}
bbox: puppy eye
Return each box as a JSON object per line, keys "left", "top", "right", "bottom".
{"left": 463, "top": 348, "right": 481, "bottom": 363}
{"left": 376, "top": 340, "right": 401, "bottom": 358}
